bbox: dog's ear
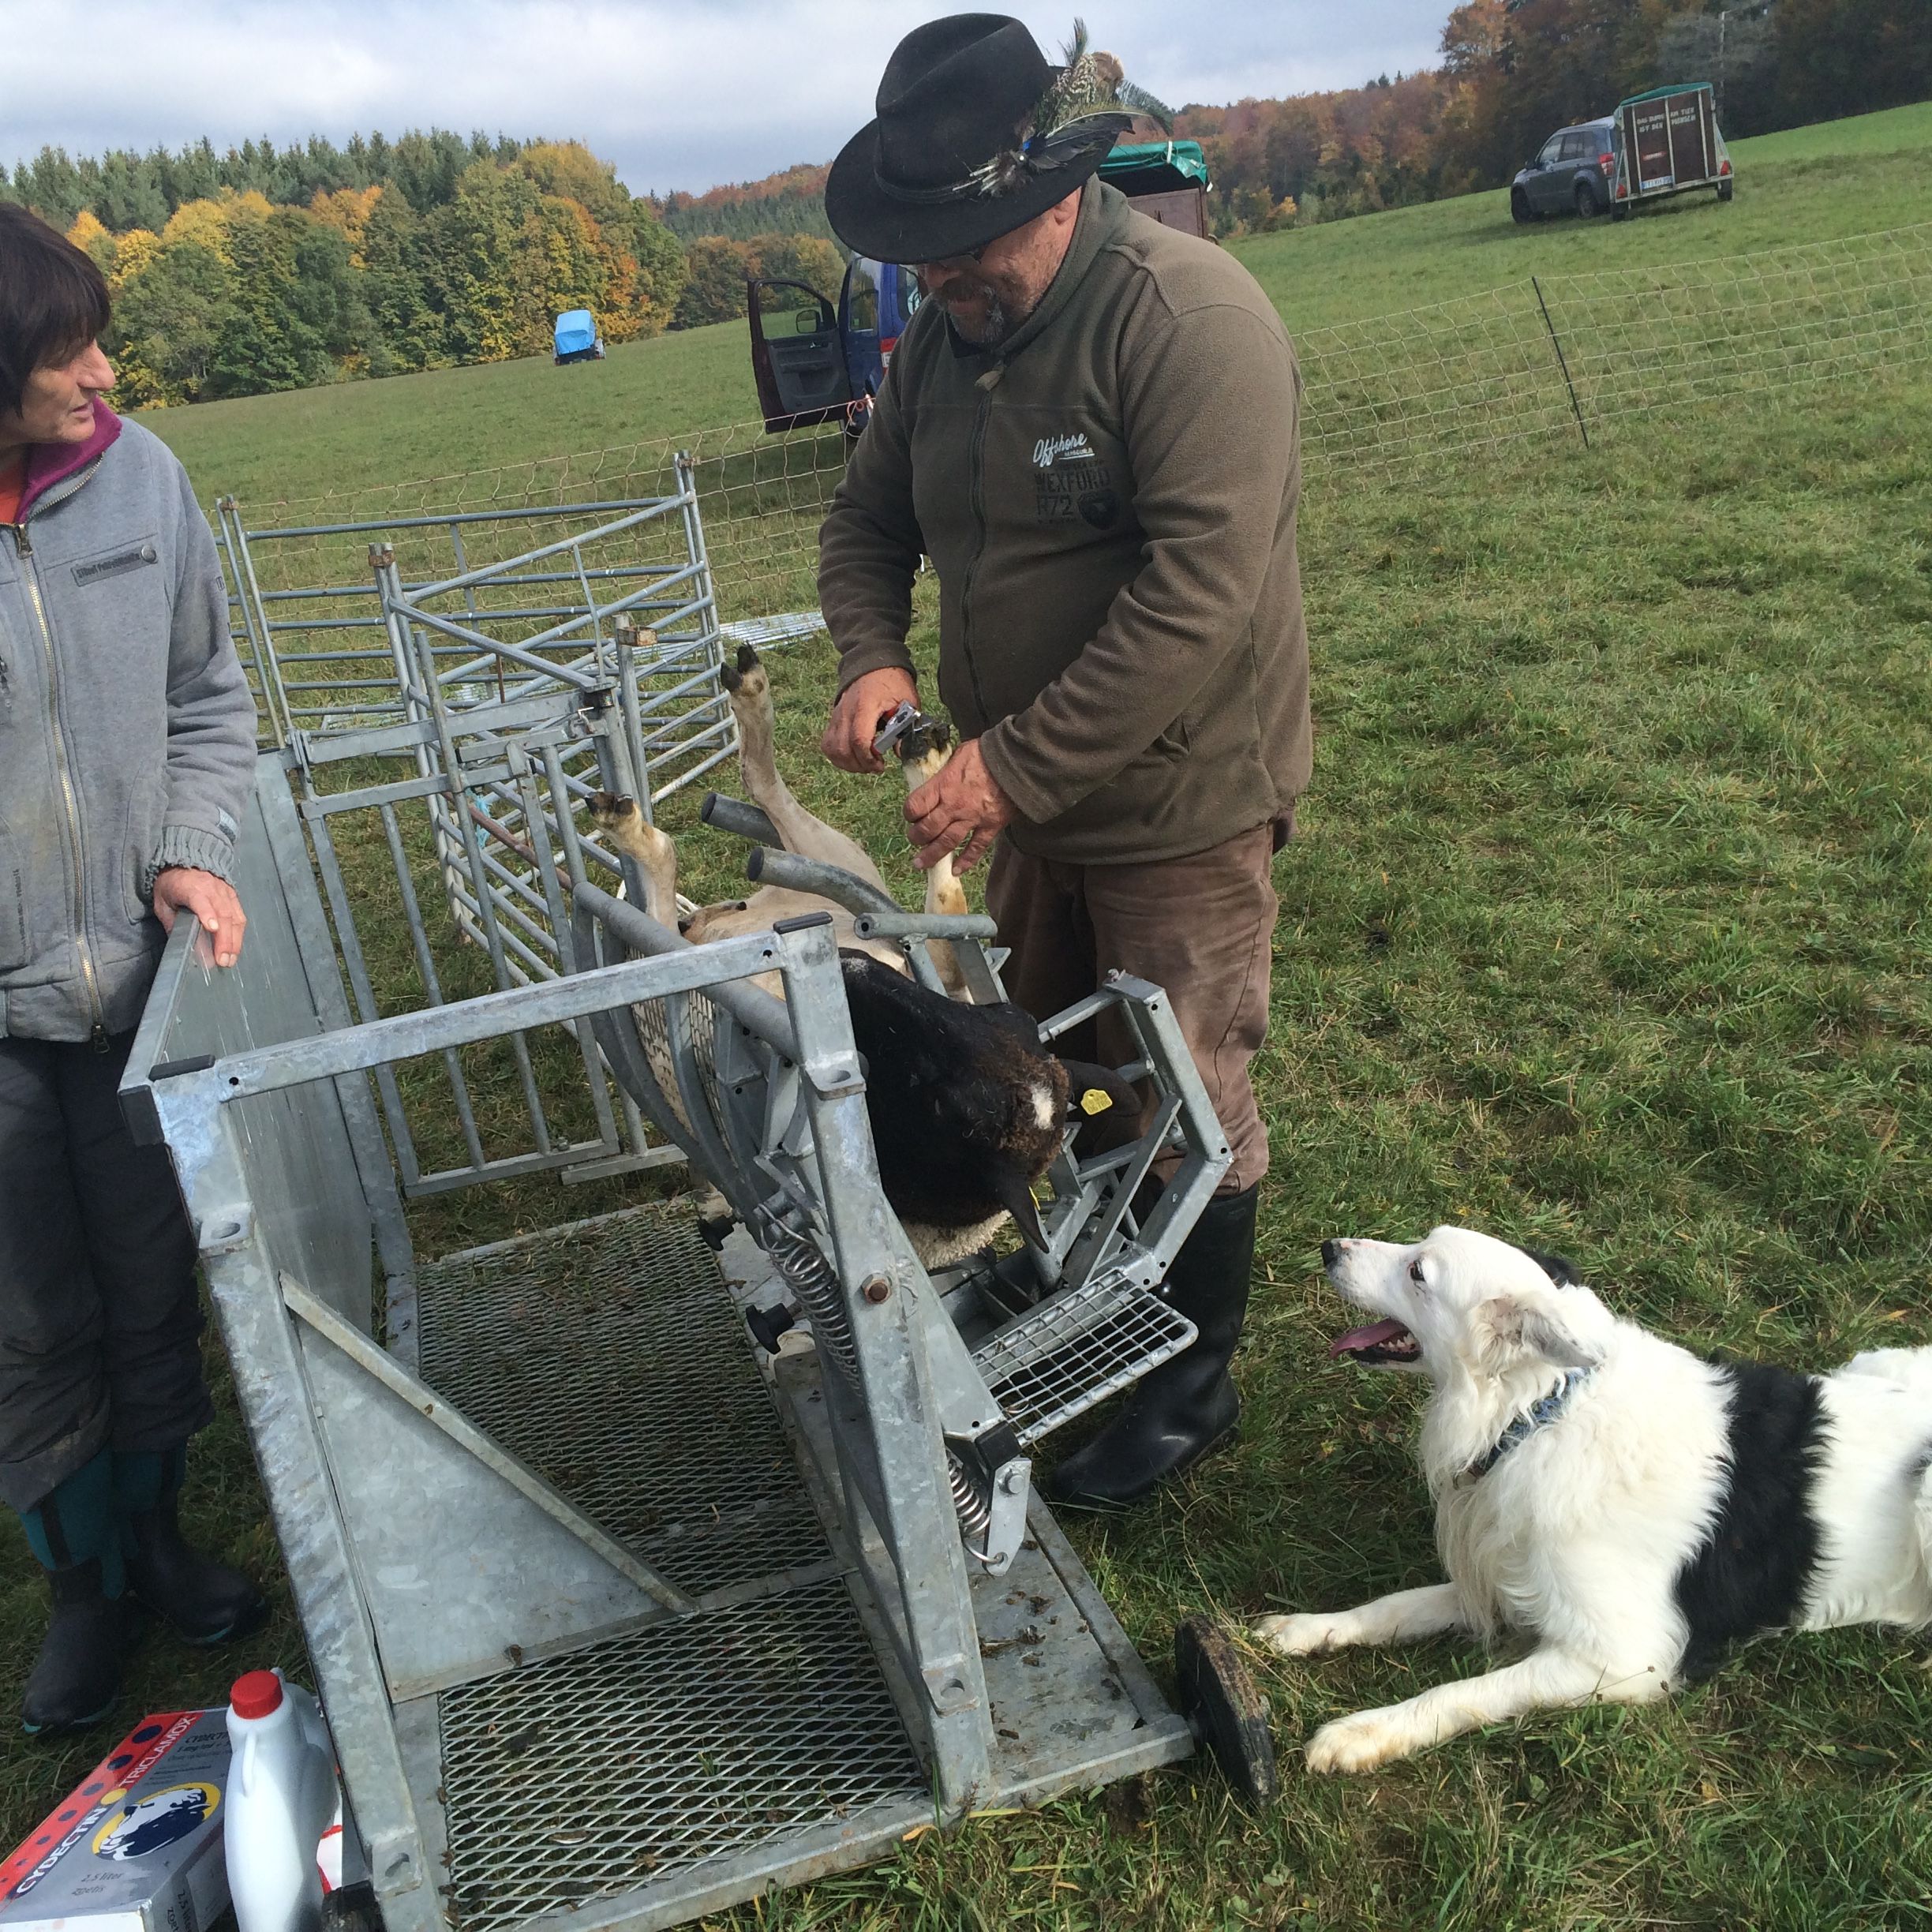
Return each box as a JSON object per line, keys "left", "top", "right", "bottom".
{"left": 1523, "top": 1248, "right": 1583, "bottom": 1289}
{"left": 1477, "top": 1290, "right": 1601, "bottom": 1371}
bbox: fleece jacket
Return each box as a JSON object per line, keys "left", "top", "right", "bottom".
{"left": 819, "top": 178, "right": 1310, "bottom": 865}
{"left": 0, "top": 405, "right": 256, "bottom": 1041}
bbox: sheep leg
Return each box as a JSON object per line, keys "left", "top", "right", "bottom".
{"left": 898, "top": 738, "right": 969, "bottom": 995}
{"left": 588, "top": 792, "right": 679, "bottom": 927}
{"left": 724, "top": 646, "right": 892, "bottom": 893}
{"left": 897, "top": 738, "right": 971, "bottom": 922}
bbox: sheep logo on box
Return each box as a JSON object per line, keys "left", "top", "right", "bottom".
{"left": 91, "top": 1784, "right": 219, "bottom": 1862}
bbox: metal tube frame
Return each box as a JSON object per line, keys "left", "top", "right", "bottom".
{"left": 124, "top": 752, "right": 1207, "bottom": 1932}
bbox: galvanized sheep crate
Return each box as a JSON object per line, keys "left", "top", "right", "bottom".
{"left": 121, "top": 744, "right": 1256, "bottom": 1932}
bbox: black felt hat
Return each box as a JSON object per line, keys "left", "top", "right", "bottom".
{"left": 825, "top": 14, "right": 1151, "bottom": 264}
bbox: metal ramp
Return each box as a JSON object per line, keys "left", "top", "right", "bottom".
{"left": 122, "top": 727, "right": 1249, "bottom": 1932}
{"left": 414, "top": 1211, "right": 826, "bottom": 1598}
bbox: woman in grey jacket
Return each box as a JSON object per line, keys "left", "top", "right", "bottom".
{"left": 0, "top": 204, "right": 264, "bottom": 1733}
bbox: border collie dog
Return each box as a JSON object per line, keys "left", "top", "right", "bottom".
{"left": 1255, "top": 1227, "right": 1932, "bottom": 1773}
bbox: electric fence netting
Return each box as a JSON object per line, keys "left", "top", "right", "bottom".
{"left": 1294, "top": 219, "right": 1932, "bottom": 472}
{"left": 215, "top": 217, "right": 1932, "bottom": 745}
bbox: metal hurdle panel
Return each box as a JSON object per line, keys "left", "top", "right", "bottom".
{"left": 218, "top": 469, "right": 729, "bottom": 770}
{"left": 212, "top": 474, "right": 766, "bottom": 1192}
{"left": 221, "top": 474, "right": 734, "bottom": 945}
{"left": 122, "top": 766, "right": 1207, "bottom": 1932}
{"left": 274, "top": 683, "right": 679, "bottom": 1196}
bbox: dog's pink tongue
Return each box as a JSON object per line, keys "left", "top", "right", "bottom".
{"left": 1330, "top": 1319, "right": 1410, "bottom": 1359}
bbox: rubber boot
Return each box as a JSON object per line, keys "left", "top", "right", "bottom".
{"left": 19, "top": 1451, "right": 139, "bottom": 1735}
{"left": 118, "top": 1445, "right": 267, "bottom": 1646}
{"left": 1042, "top": 1184, "right": 1259, "bottom": 1509}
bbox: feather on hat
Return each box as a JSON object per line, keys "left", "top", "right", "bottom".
{"left": 968, "top": 21, "right": 1173, "bottom": 199}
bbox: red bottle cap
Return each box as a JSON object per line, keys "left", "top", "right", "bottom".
{"left": 230, "top": 1671, "right": 285, "bottom": 1719}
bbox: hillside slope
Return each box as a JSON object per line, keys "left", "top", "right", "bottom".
{"left": 148, "top": 101, "right": 1931, "bottom": 508}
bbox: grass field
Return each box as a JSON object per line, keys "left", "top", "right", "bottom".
{"left": 141, "top": 101, "right": 1932, "bottom": 508}
{"left": 6, "top": 99, "right": 1932, "bottom": 1932}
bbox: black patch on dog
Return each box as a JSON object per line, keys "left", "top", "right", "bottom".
{"left": 1523, "top": 1249, "right": 1583, "bottom": 1287}
{"left": 1672, "top": 1359, "right": 1825, "bottom": 1680}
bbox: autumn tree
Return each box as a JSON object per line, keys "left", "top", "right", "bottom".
{"left": 672, "top": 236, "right": 755, "bottom": 328}
{"left": 309, "top": 185, "right": 384, "bottom": 256}
{"left": 208, "top": 204, "right": 369, "bottom": 395}
{"left": 333, "top": 190, "right": 423, "bottom": 369}
{"left": 1773, "top": 0, "right": 1932, "bottom": 125}
{"left": 107, "top": 238, "right": 233, "bottom": 405}
{"left": 747, "top": 234, "right": 844, "bottom": 293}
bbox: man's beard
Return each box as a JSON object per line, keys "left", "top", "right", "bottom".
{"left": 948, "top": 287, "right": 1015, "bottom": 348}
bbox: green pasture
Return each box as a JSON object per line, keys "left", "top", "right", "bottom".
{"left": 1241, "top": 99, "right": 1932, "bottom": 331}
{"left": 141, "top": 102, "right": 1932, "bottom": 509}
{"left": 6, "top": 99, "right": 1932, "bottom": 1932}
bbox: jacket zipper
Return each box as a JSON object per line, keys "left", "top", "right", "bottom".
{"left": 955, "top": 376, "right": 997, "bottom": 724}
{"left": 11, "top": 519, "right": 110, "bottom": 1048}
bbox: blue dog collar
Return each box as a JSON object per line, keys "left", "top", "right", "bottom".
{"left": 1464, "top": 1367, "right": 1593, "bottom": 1482}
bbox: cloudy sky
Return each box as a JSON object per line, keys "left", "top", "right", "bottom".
{"left": 2, "top": 1, "right": 1451, "bottom": 197}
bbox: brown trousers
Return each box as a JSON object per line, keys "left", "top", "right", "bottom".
{"left": 984, "top": 818, "right": 1285, "bottom": 1193}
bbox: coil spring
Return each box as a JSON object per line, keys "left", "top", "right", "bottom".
{"left": 754, "top": 1206, "right": 860, "bottom": 1388}
{"left": 947, "top": 1447, "right": 994, "bottom": 1544}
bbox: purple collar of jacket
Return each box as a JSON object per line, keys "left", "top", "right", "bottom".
{"left": 18, "top": 400, "right": 122, "bottom": 522}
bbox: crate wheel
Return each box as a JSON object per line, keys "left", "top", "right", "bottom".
{"left": 1174, "top": 1615, "right": 1277, "bottom": 1807}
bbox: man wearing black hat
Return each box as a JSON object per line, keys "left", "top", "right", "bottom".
{"left": 818, "top": 15, "right": 1310, "bottom": 1507}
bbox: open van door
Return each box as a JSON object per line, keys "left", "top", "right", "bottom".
{"left": 751, "top": 258, "right": 923, "bottom": 438}
{"left": 747, "top": 279, "right": 853, "bottom": 434}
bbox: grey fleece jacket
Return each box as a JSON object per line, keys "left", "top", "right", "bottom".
{"left": 0, "top": 410, "right": 256, "bottom": 1042}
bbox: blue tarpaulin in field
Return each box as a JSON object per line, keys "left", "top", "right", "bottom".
{"left": 553, "top": 309, "right": 597, "bottom": 357}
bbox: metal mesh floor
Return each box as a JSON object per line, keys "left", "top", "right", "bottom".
{"left": 416, "top": 1208, "right": 825, "bottom": 1594}
{"left": 973, "top": 1274, "right": 1196, "bottom": 1447}
{"left": 437, "top": 1575, "right": 923, "bottom": 1932}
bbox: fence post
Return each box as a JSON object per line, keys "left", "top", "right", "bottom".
{"left": 1532, "top": 275, "right": 1590, "bottom": 450}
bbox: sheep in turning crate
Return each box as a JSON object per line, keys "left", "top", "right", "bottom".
{"left": 589, "top": 646, "right": 1125, "bottom": 1267}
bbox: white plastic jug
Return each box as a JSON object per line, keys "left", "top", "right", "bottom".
{"left": 225, "top": 1669, "right": 342, "bottom": 1932}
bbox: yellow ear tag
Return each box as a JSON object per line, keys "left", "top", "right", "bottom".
{"left": 1079, "top": 1088, "right": 1113, "bottom": 1117}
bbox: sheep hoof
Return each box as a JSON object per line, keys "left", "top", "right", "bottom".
{"left": 723, "top": 646, "right": 768, "bottom": 703}
{"left": 589, "top": 792, "right": 638, "bottom": 831}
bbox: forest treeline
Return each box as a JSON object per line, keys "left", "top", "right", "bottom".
{"left": 647, "top": 165, "right": 837, "bottom": 245}
{"left": 1179, "top": 0, "right": 1928, "bottom": 232}
{"left": 627, "top": 0, "right": 1928, "bottom": 250}
{"left": 5, "top": 0, "right": 1923, "bottom": 404}
{"left": 4, "top": 133, "right": 694, "bottom": 406}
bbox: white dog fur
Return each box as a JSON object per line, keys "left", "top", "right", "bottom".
{"left": 1254, "top": 1226, "right": 1932, "bottom": 1773}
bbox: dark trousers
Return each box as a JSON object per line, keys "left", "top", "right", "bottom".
{"left": 985, "top": 818, "right": 1286, "bottom": 1194}
{"left": 0, "top": 1031, "right": 209, "bottom": 1515}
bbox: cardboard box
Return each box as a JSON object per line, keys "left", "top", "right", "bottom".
{"left": 0, "top": 1711, "right": 231, "bottom": 1932}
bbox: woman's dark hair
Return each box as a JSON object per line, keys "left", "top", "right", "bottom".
{"left": 0, "top": 202, "right": 111, "bottom": 417}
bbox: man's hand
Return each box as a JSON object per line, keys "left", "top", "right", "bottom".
{"left": 904, "top": 738, "right": 1015, "bottom": 874}
{"left": 822, "top": 666, "right": 919, "bottom": 774}
{"left": 152, "top": 867, "right": 246, "bottom": 969}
